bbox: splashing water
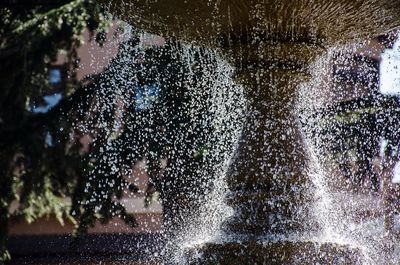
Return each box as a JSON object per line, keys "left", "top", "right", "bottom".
{"left": 156, "top": 44, "right": 247, "bottom": 263}
{"left": 76, "top": 26, "right": 247, "bottom": 262}
{"left": 75, "top": 4, "right": 400, "bottom": 262}
{"left": 298, "top": 40, "right": 400, "bottom": 264}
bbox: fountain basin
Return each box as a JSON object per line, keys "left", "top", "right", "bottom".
{"left": 186, "top": 240, "right": 362, "bottom": 265}
{"left": 104, "top": 1, "right": 400, "bottom": 46}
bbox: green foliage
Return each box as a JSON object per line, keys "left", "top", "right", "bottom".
{"left": 0, "top": 0, "right": 111, "bottom": 261}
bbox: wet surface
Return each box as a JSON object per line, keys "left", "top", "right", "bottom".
{"left": 7, "top": 234, "right": 163, "bottom": 265}
{"left": 7, "top": 256, "right": 159, "bottom": 265}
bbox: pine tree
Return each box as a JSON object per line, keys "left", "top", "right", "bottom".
{"left": 0, "top": 0, "right": 110, "bottom": 260}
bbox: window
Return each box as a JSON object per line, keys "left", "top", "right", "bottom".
{"left": 48, "top": 68, "right": 62, "bottom": 85}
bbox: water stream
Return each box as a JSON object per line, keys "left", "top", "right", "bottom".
{"left": 79, "top": 12, "right": 400, "bottom": 263}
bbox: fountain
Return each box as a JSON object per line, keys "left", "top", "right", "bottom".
{"left": 99, "top": 1, "right": 400, "bottom": 264}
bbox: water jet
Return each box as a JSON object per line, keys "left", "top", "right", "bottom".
{"left": 100, "top": 1, "right": 400, "bottom": 263}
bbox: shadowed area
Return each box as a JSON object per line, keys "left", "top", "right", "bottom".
{"left": 104, "top": 0, "right": 400, "bottom": 45}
